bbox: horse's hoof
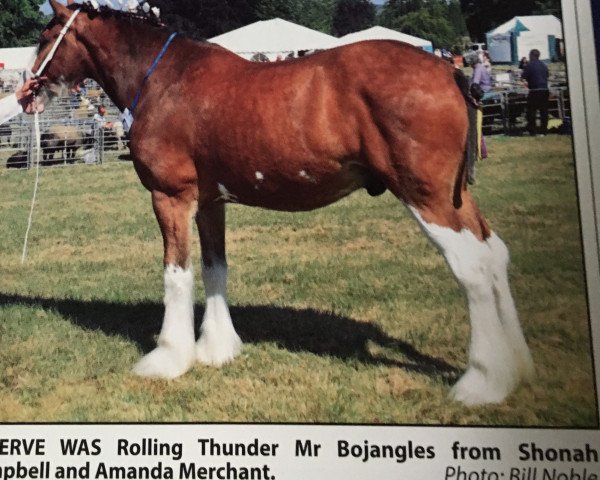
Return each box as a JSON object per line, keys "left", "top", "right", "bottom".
{"left": 450, "top": 367, "right": 514, "bottom": 406}
{"left": 196, "top": 332, "right": 242, "bottom": 367}
{"left": 132, "top": 346, "right": 194, "bottom": 379}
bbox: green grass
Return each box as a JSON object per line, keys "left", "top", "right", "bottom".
{"left": 0, "top": 135, "right": 595, "bottom": 425}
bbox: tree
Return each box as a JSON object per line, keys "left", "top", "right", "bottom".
{"left": 147, "top": 0, "right": 260, "bottom": 40}
{"left": 0, "top": 0, "right": 47, "bottom": 47}
{"left": 394, "top": 10, "right": 457, "bottom": 48}
{"left": 533, "top": 0, "right": 561, "bottom": 17}
{"left": 146, "top": 0, "right": 337, "bottom": 40}
{"left": 255, "top": 0, "right": 336, "bottom": 33}
{"left": 447, "top": 0, "right": 468, "bottom": 37}
{"left": 380, "top": 0, "right": 424, "bottom": 18}
{"left": 332, "top": 0, "right": 376, "bottom": 37}
{"left": 297, "top": 0, "right": 336, "bottom": 33}
{"left": 255, "top": 0, "right": 298, "bottom": 22}
{"left": 379, "top": 0, "right": 464, "bottom": 48}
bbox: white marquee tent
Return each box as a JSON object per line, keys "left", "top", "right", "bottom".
{"left": 486, "top": 15, "right": 563, "bottom": 63}
{"left": 338, "top": 26, "right": 433, "bottom": 53}
{"left": 488, "top": 15, "right": 563, "bottom": 39}
{"left": 0, "top": 47, "right": 37, "bottom": 70}
{"left": 209, "top": 18, "right": 342, "bottom": 61}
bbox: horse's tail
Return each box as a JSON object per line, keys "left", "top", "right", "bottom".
{"left": 452, "top": 68, "right": 479, "bottom": 209}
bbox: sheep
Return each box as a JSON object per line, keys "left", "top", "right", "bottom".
{"left": 5, "top": 151, "right": 28, "bottom": 169}
{"left": 40, "top": 124, "right": 94, "bottom": 164}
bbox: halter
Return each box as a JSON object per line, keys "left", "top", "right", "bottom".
{"left": 34, "top": 8, "right": 82, "bottom": 77}
{"left": 120, "top": 31, "right": 177, "bottom": 132}
{"left": 130, "top": 32, "right": 178, "bottom": 113}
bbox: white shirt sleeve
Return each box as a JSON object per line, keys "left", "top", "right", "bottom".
{"left": 0, "top": 94, "right": 23, "bottom": 125}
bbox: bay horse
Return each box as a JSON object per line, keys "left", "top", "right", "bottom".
{"left": 32, "top": 0, "right": 533, "bottom": 405}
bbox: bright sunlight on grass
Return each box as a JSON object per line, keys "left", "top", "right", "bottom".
{"left": 0, "top": 135, "right": 595, "bottom": 425}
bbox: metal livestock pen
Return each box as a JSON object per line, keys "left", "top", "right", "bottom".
{"left": 1, "top": 76, "right": 128, "bottom": 169}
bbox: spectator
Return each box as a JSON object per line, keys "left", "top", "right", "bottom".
{"left": 69, "top": 84, "right": 83, "bottom": 119}
{"left": 482, "top": 50, "right": 492, "bottom": 74}
{"left": 470, "top": 57, "right": 493, "bottom": 99}
{"left": 521, "top": 49, "right": 550, "bottom": 136}
{"left": 518, "top": 57, "right": 529, "bottom": 69}
{"left": 93, "top": 105, "right": 113, "bottom": 129}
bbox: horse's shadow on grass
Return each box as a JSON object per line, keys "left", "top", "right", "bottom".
{"left": 0, "top": 293, "right": 459, "bottom": 382}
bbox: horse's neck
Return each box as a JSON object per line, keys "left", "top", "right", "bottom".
{"left": 84, "top": 21, "right": 171, "bottom": 112}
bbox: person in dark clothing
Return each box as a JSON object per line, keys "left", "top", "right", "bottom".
{"left": 521, "top": 49, "right": 550, "bottom": 136}
{"left": 518, "top": 57, "right": 528, "bottom": 69}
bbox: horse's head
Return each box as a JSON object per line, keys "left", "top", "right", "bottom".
{"left": 32, "top": 0, "right": 93, "bottom": 107}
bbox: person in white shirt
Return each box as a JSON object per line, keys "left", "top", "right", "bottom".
{"left": 93, "top": 104, "right": 113, "bottom": 129}
{"left": 0, "top": 78, "right": 45, "bottom": 125}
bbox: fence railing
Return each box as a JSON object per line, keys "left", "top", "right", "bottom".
{"left": 480, "top": 87, "right": 570, "bottom": 136}
{"left": 1, "top": 76, "right": 128, "bottom": 170}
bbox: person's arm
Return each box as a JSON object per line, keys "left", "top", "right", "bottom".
{"left": 0, "top": 78, "right": 46, "bottom": 125}
{"left": 472, "top": 65, "right": 482, "bottom": 85}
{"left": 0, "top": 94, "right": 23, "bottom": 125}
{"left": 16, "top": 78, "right": 45, "bottom": 114}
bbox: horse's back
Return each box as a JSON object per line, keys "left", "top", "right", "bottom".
{"left": 196, "top": 39, "right": 466, "bottom": 147}
{"left": 144, "top": 39, "right": 469, "bottom": 210}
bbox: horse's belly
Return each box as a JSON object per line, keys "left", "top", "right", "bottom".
{"left": 206, "top": 160, "right": 367, "bottom": 211}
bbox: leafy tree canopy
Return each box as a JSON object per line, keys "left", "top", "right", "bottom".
{"left": 2, "top": 0, "right": 561, "bottom": 50}
{"left": 147, "top": 0, "right": 259, "bottom": 40}
{"left": 255, "top": 0, "right": 336, "bottom": 33}
{"left": 332, "top": 0, "right": 376, "bottom": 37}
{"left": 0, "top": 0, "right": 47, "bottom": 48}
{"left": 146, "top": 0, "right": 336, "bottom": 39}
{"left": 379, "top": 0, "right": 464, "bottom": 48}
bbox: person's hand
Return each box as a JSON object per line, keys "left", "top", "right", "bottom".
{"left": 16, "top": 77, "right": 47, "bottom": 114}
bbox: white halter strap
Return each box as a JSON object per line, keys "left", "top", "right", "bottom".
{"left": 34, "top": 8, "right": 82, "bottom": 77}
{"left": 21, "top": 8, "right": 81, "bottom": 265}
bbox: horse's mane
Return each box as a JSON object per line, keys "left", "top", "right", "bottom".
{"left": 38, "top": 2, "right": 168, "bottom": 53}
{"left": 67, "top": 2, "right": 165, "bottom": 29}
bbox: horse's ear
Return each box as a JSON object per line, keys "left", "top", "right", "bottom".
{"left": 49, "top": 0, "right": 70, "bottom": 19}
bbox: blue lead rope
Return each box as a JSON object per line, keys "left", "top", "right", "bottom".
{"left": 130, "top": 31, "right": 178, "bottom": 113}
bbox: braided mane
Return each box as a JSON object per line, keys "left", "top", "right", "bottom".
{"left": 67, "top": 2, "right": 165, "bottom": 28}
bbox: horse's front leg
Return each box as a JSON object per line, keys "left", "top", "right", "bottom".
{"left": 133, "top": 188, "right": 198, "bottom": 378}
{"left": 195, "top": 202, "right": 242, "bottom": 366}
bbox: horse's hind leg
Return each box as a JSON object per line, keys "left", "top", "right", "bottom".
{"left": 487, "top": 232, "right": 534, "bottom": 380}
{"left": 195, "top": 202, "right": 242, "bottom": 366}
{"left": 132, "top": 189, "right": 198, "bottom": 378}
{"left": 406, "top": 192, "right": 532, "bottom": 405}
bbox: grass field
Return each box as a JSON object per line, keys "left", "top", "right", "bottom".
{"left": 0, "top": 135, "right": 596, "bottom": 425}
